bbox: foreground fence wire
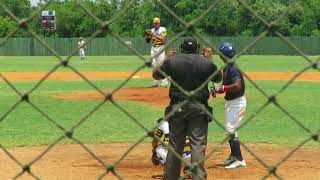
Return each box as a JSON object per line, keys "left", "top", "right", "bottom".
{"left": 0, "top": 0, "right": 319, "bottom": 179}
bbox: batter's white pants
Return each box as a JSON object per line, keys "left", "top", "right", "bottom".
{"left": 151, "top": 45, "right": 168, "bottom": 86}
{"left": 79, "top": 48, "right": 85, "bottom": 59}
{"left": 155, "top": 145, "right": 191, "bottom": 166}
{"left": 224, "top": 96, "right": 246, "bottom": 136}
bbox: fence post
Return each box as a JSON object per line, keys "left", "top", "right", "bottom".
{"left": 30, "top": 37, "right": 35, "bottom": 56}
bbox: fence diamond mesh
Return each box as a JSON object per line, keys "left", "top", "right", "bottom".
{"left": 0, "top": 0, "right": 319, "bottom": 179}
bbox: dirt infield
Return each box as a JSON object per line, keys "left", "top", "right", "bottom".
{"left": 1, "top": 71, "right": 320, "bottom": 81}
{"left": 0, "top": 143, "right": 319, "bottom": 180}
{"left": 53, "top": 87, "right": 170, "bottom": 106}
{"left": 53, "top": 87, "right": 224, "bottom": 106}
{"left": 2, "top": 71, "right": 319, "bottom": 179}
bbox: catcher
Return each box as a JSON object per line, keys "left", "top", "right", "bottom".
{"left": 152, "top": 118, "right": 192, "bottom": 178}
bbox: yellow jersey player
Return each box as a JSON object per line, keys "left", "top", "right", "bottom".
{"left": 152, "top": 118, "right": 192, "bottom": 178}
{"left": 147, "top": 17, "right": 168, "bottom": 87}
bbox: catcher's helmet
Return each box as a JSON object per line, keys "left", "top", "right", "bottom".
{"left": 219, "top": 42, "right": 235, "bottom": 58}
{"left": 157, "top": 118, "right": 163, "bottom": 123}
{"left": 180, "top": 38, "right": 200, "bottom": 54}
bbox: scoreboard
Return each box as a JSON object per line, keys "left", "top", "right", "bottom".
{"left": 42, "top": 11, "right": 56, "bottom": 30}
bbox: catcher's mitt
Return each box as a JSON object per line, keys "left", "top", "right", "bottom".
{"left": 201, "top": 47, "right": 213, "bottom": 59}
{"left": 151, "top": 151, "right": 160, "bottom": 166}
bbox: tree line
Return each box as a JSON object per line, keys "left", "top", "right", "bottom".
{"left": 0, "top": 0, "right": 319, "bottom": 38}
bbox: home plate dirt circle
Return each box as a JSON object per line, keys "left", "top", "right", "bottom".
{"left": 0, "top": 144, "right": 319, "bottom": 179}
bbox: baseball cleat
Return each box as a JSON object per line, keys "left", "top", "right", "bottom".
{"left": 152, "top": 83, "right": 158, "bottom": 87}
{"left": 224, "top": 156, "right": 236, "bottom": 166}
{"left": 161, "top": 83, "right": 168, "bottom": 88}
{"left": 225, "top": 160, "right": 246, "bottom": 169}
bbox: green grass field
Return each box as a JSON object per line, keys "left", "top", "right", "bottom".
{"left": 0, "top": 56, "right": 319, "bottom": 147}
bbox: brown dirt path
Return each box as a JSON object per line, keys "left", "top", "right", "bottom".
{"left": 2, "top": 71, "right": 319, "bottom": 179}
{"left": 0, "top": 143, "right": 319, "bottom": 180}
{"left": 1, "top": 71, "right": 320, "bottom": 81}
{"left": 53, "top": 87, "right": 172, "bottom": 106}
{"left": 52, "top": 87, "right": 225, "bottom": 107}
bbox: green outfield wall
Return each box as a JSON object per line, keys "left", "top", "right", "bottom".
{"left": 0, "top": 37, "right": 319, "bottom": 56}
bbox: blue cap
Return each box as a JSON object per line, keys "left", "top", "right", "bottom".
{"left": 219, "top": 42, "right": 235, "bottom": 58}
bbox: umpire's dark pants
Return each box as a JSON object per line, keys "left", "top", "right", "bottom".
{"left": 163, "top": 103, "right": 211, "bottom": 180}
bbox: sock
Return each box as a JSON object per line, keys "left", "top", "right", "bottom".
{"left": 228, "top": 139, "right": 234, "bottom": 157}
{"left": 230, "top": 136, "right": 243, "bottom": 161}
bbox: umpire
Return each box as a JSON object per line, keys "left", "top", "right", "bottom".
{"left": 152, "top": 38, "right": 222, "bottom": 180}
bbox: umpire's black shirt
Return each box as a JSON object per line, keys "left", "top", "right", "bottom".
{"left": 223, "top": 63, "right": 245, "bottom": 100}
{"left": 159, "top": 54, "right": 220, "bottom": 105}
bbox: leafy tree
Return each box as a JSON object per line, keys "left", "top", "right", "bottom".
{"left": 0, "top": 0, "right": 319, "bottom": 37}
{"left": 200, "top": 0, "right": 242, "bottom": 36}
{"left": 0, "top": 0, "right": 31, "bottom": 18}
{"left": 0, "top": 16, "right": 15, "bottom": 37}
{"left": 290, "top": 0, "right": 320, "bottom": 36}
{"left": 0, "top": 0, "right": 33, "bottom": 37}
{"left": 247, "top": 0, "right": 289, "bottom": 36}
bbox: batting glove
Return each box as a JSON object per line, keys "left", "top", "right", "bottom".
{"left": 213, "top": 84, "right": 228, "bottom": 94}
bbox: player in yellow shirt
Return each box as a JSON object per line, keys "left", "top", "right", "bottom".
{"left": 147, "top": 17, "right": 168, "bottom": 87}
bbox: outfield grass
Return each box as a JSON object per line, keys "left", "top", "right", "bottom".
{"left": 0, "top": 56, "right": 319, "bottom": 147}
{"left": 0, "top": 55, "right": 317, "bottom": 72}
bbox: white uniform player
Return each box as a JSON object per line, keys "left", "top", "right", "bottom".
{"left": 149, "top": 17, "right": 168, "bottom": 87}
{"left": 212, "top": 42, "right": 247, "bottom": 169}
{"left": 78, "top": 37, "right": 86, "bottom": 60}
{"left": 152, "top": 119, "right": 191, "bottom": 167}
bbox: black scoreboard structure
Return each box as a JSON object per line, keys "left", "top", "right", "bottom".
{"left": 42, "top": 10, "right": 56, "bottom": 37}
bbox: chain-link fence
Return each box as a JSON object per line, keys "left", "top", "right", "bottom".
{"left": 0, "top": 0, "right": 319, "bottom": 179}
{"left": 1, "top": 37, "right": 320, "bottom": 56}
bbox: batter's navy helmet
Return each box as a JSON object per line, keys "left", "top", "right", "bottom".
{"left": 219, "top": 42, "right": 235, "bottom": 58}
{"left": 180, "top": 38, "right": 200, "bottom": 54}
